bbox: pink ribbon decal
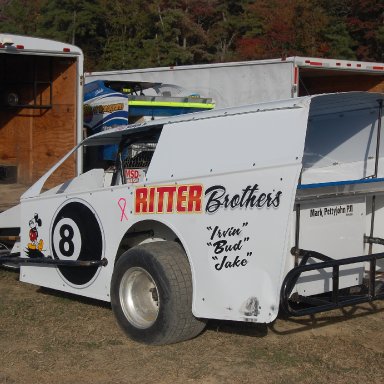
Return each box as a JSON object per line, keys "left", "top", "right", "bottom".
{"left": 118, "top": 198, "right": 129, "bottom": 221}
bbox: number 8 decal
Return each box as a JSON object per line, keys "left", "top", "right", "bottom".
{"left": 51, "top": 201, "right": 103, "bottom": 286}
{"left": 59, "top": 224, "right": 75, "bottom": 257}
{"left": 52, "top": 218, "right": 81, "bottom": 261}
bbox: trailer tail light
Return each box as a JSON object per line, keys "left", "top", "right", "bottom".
{"left": 305, "top": 60, "right": 322, "bottom": 66}
{"left": 373, "top": 66, "right": 384, "bottom": 70}
{"left": 294, "top": 67, "right": 298, "bottom": 85}
{"left": 63, "top": 47, "right": 71, "bottom": 52}
{"left": 15, "top": 45, "right": 24, "bottom": 49}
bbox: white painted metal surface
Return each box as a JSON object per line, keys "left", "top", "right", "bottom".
{"left": 0, "top": 204, "right": 20, "bottom": 228}
{"left": 296, "top": 197, "right": 365, "bottom": 296}
{"left": 85, "top": 58, "right": 293, "bottom": 108}
{"left": 302, "top": 92, "right": 383, "bottom": 183}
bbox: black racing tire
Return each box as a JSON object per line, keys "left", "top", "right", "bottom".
{"left": 110, "top": 241, "right": 206, "bottom": 345}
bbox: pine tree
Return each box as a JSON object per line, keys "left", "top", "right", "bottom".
{"left": 345, "top": 0, "right": 384, "bottom": 61}
{"left": 0, "top": 0, "right": 42, "bottom": 35}
{"left": 37, "top": 0, "right": 105, "bottom": 70}
{"left": 322, "top": 22, "right": 356, "bottom": 59}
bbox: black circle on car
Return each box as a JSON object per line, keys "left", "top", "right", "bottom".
{"left": 51, "top": 201, "right": 103, "bottom": 286}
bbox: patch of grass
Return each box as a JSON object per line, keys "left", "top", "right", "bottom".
{"left": 1, "top": 267, "right": 384, "bottom": 384}
{"left": 247, "top": 345, "right": 303, "bottom": 368}
{"left": 105, "top": 339, "right": 124, "bottom": 346}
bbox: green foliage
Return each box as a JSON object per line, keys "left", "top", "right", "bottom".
{"left": 322, "top": 22, "right": 356, "bottom": 59}
{"left": 207, "top": 0, "right": 252, "bottom": 62}
{"left": 0, "top": 0, "right": 43, "bottom": 35}
{"left": 0, "top": 0, "right": 383, "bottom": 70}
{"left": 346, "top": 0, "right": 384, "bottom": 61}
{"left": 36, "top": 0, "right": 105, "bottom": 69}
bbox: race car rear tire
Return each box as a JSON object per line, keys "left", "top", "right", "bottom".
{"left": 110, "top": 241, "right": 206, "bottom": 345}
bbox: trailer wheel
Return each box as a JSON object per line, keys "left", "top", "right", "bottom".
{"left": 111, "top": 241, "right": 206, "bottom": 345}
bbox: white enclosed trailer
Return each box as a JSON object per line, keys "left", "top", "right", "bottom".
{"left": 0, "top": 34, "right": 83, "bottom": 259}
{"left": 0, "top": 34, "right": 84, "bottom": 203}
{"left": 85, "top": 57, "right": 384, "bottom": 108}
{"left": 1, "top": 91, "right": 383, "bottom": 344}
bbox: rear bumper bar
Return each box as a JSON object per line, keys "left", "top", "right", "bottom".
{"left": 280, "top": 248, "right": 384, "bottom": 316}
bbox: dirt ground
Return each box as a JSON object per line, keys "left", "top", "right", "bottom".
{"left": 0, "top": 268, "right": 383, "bottom": 384}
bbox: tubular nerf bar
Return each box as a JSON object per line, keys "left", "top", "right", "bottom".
{"left": 0, "top": 252, "right": 108, "bottom": 267}
{"left": 280, "top": 247, "right": 384, "bottom": 316}
{"left": 0, "top": 230, "right": 153, "bottom": 267}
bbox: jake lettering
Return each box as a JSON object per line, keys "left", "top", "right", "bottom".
{"left": 215, "top": 255, "right": 248, "bottom": 271}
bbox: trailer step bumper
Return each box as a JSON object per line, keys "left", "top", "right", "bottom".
{"left": 280, "top": 248, "right": 384, "bottom": 316}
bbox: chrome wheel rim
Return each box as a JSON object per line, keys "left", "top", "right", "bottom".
{"left": 119, "top": 267, "right": 160, "bottom": 329}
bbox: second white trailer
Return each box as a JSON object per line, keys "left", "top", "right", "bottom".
{"left": 85, "top": 56, "right": 384, "bottom": 108}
